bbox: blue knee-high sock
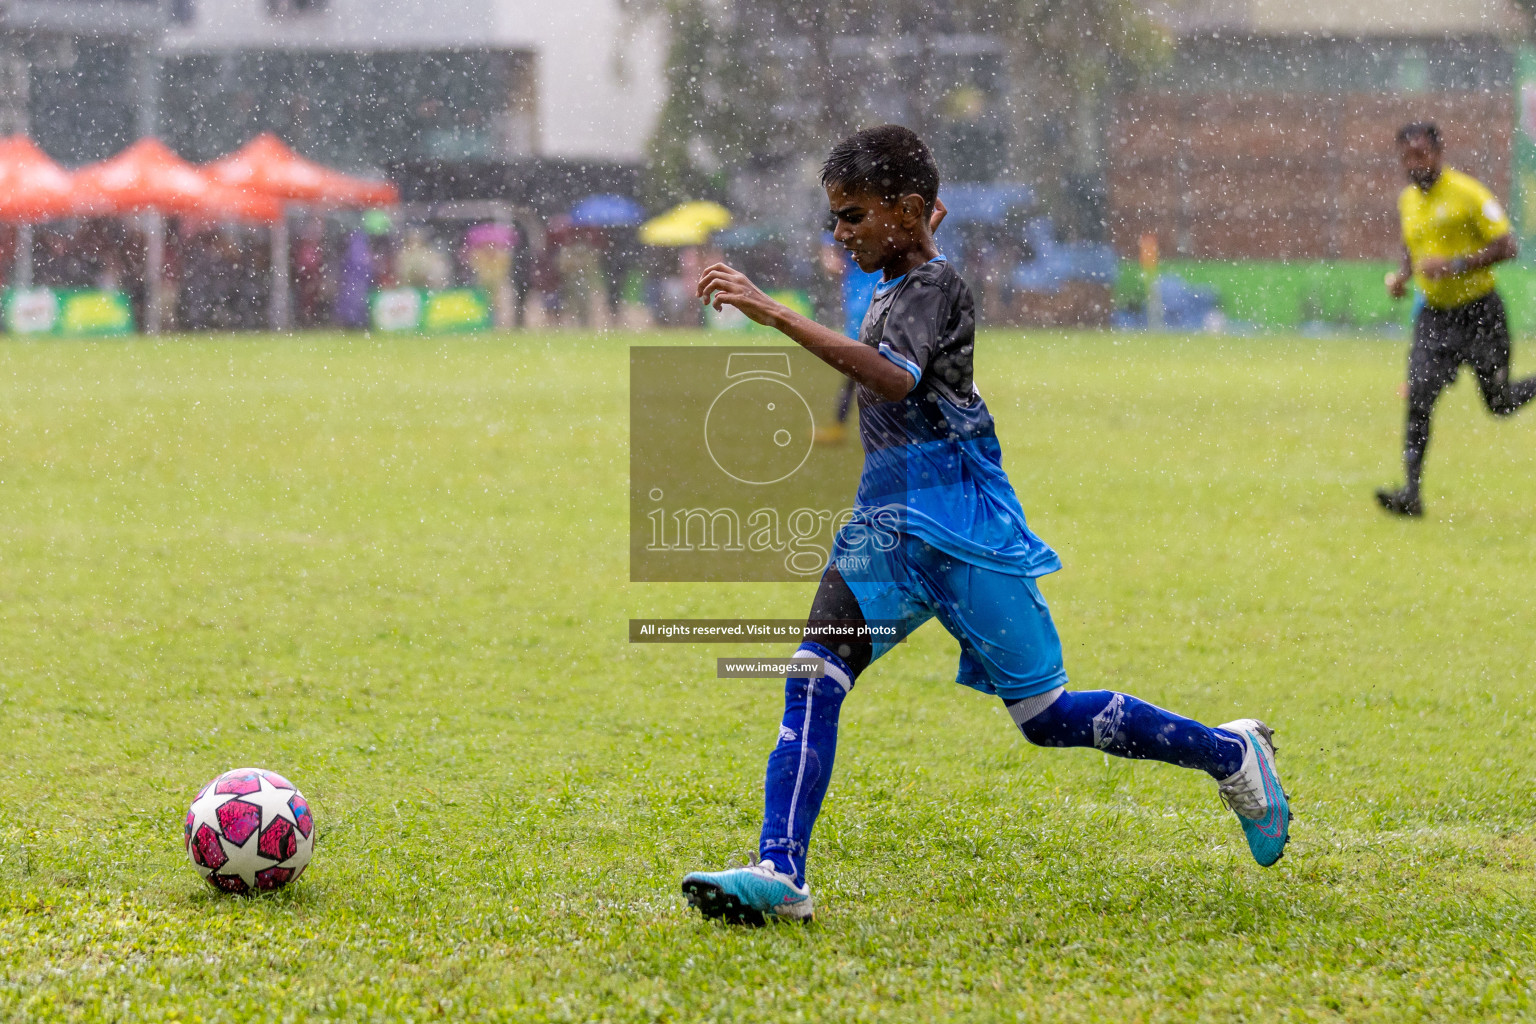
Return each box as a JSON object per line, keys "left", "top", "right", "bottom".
{"left": 760, "top": 642, "right": 853, "bottom": 887}
{"left": 1011, "top": 689, "right": 1246, "bottom": 780}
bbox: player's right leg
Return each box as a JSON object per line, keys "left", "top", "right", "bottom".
{"left": 1008, "top": 691, "right": 1291, "bottom": 866}
{"left": 924, "top": 556, "right": 1292, "bottom": 866}
{"left": 1379, "top": 306, "right": 1457, "bottom": 516}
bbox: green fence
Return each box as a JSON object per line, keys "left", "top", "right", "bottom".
{"left": 1115, "top": 260, "right": 1536, "bottom": 333}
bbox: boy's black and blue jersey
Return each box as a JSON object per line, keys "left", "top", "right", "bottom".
{"left": 851, "top": 256, "right": 1060, "bottom": 578}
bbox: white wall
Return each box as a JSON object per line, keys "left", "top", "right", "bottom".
{"left": 491, "top": 1, "right": 667, "bottom": 160}
{"left": 1246, "top": 0, "right": 1523, "bottom": 34}
{"left": 163, "top": 0, "right": 497, "bottom": 50}
{"left": 162, "top": 0, "right": 669, "bottom": 160}
{"left": 1148, "top": 0, "right": 1525, "bottom": 35}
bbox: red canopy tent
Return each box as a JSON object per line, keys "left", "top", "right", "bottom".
{"left": 0, "top": 136, "right": 109, "bottom": 223}
{"left": 74, "top": 139, "right": 283, "bottom": 333}
{"left": 205, "top": 134, "right": 398, "bottom": 330}
{"left": 75, "top": 138, "right": 282, "bottom": 223}
{"left": 0, "top": 136, "right": 112, "bottom": 289}
{"left": 204, "top": 133, "right": 398, "bottom": 207}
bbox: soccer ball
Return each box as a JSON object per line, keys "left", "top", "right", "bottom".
{"left": 184, "top": 767, "right": 314, "bottom": 893}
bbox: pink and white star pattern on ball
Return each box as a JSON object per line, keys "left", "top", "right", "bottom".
{"left": 184, "top": 767, "right": 314, "bottom": 893}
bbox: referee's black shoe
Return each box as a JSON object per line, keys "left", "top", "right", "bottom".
{"left": 1375, "top": 486, "right": 1423, "bottom": 517}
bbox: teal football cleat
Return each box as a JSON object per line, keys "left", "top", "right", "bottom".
{"left": 1215, "top": 719, "right": 1291, "bottom": 866}
{"left": 682, "top": 858, "right": 814, "bottom": 925}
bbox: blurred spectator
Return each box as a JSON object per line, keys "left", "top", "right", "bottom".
{"left": 36, "top": 228, "right": 91, "bottom": 288}
{"left": 531, "top": 238, "right": 561, "bottom": 325}
{"left": 364, "top": 211, "right": 397, "bottom": 289}
{"left": 557, "top": 237, "right": 603, "bottom": 327}
{"left": 180, "top": 227, "right": 264, "bottom": 331}
{"left": 335, "top": 231, "right": 375, "bottom": 329}
{"left": 96, "top": 250, "right": 124, "bottom": 292}
{"left": 178, "top": 228, "right": 214, "bottom": 329}
{"left": 334, "top": 211, "right": 396, "bottom": 329}
{"left": 397, "top": 227, "right": 452, "bottom": 290}
{"left": 463, "top": 222, "right": 514, "bottom": 327}
{"left": 604, "top": 232, "right": 641, "bottom": 320}
{"left": 293, "top": 218, "right": 330, "bottom": 327}
{"left": 511, "top": 224, "right": 532, "bottom": 327}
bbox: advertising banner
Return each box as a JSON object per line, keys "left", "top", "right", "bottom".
{"left": 3, "top": 288, "right": 134, "bottom": 336}
{"left": 369, "top": 288, "right": 493, "bottom": 333}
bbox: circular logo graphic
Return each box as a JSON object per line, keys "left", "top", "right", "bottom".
{"left": 704, "top": 376, "right": 815, "bottom": 485}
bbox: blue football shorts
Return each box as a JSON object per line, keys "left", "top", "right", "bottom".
{"left": 830, "top": 530, "right": 1068, "bottom": 701}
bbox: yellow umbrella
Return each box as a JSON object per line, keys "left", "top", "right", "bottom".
{"left": 638, "top": 200, "right": 733, "bottom": 246}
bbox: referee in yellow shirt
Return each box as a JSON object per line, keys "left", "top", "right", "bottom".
{"left": 1379, "top": 122, "right": 1536, "bottom": 516}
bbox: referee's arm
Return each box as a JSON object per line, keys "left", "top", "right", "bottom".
{"left": 1387, "top": 247, "right": 1413, "bottom": 299}
{"left": 1417, "top": 233, "right": 1517, "bottom": 280}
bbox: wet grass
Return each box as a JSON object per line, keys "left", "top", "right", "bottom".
{"left": 1, "top": 328, "right": 1533, "bottom": 1022}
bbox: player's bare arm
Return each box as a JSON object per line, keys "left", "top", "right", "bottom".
{"left": 696, "top": 263, "right": 915, "bottom": 401}
{"left": 696, "top": 191, "right": 946, "bottom": 402}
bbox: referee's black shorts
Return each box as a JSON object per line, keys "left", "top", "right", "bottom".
{"left": 1410, "top": 290, "right": 1521, "bottom": 413}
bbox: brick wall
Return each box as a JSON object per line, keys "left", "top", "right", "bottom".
{"left": 1109, "top": 91, "right": 1512, "bottom": 260}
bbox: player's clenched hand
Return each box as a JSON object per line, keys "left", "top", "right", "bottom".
{"left": 1384, "top": 270, "right": 1409, "bottom": 299}
{"left": 697, "top": 263, "right": 784, "bottom": 326}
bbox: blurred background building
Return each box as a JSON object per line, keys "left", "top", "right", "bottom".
{"left": 2, "top": 0, "right": 1535, "bottom": 331}
{"left": 159, "top": 0, "right": 666, "bottom": 168}
{"left": 0, "top": 1, "right": 668, "bottom": 169}
{"left": 1119, "top": 0, "right": 1522, "bottom": 261}
{"left": 0, "top": 0, "right": 165, "bottom": 162}
{"left": 1109, "top": 0, "right": 1528, "bottom": 329}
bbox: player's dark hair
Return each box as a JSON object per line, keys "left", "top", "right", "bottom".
{"left": 820, "top": 125, "right": 940, "bottom": 213}
{"left": 1397, "top": 122, "right": 1442, "bottom": 149}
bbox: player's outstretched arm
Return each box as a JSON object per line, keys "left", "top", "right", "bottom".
{"left": 697, "top": 263, "right": 914, "bottom": 401}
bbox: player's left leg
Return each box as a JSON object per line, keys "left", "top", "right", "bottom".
{"left": 1467, "top": 291, "right": 1536, "bottom": 418}
{"left": 927, "top": 556, "right": 1290, "bottom": 866}
{"left": 680, "top": 639, "right": 847, "bottom": 925}
{"left": 683, "top": 557, "right": 929, "bottom": 924}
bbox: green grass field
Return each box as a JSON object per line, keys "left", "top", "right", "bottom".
{"left": 1, "top": 329, "right": 1534, "bottom": 1022}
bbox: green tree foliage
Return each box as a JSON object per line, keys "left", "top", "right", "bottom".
{"left": 637, "top": 0, "right": 1170, "bottom": 214}
{"left": 641, "top": 0, "right": 722, "bottom": 208}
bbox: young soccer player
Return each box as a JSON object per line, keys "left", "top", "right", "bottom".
{"left": 684, "top": 126, "right": 1290, "bottom": 925}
